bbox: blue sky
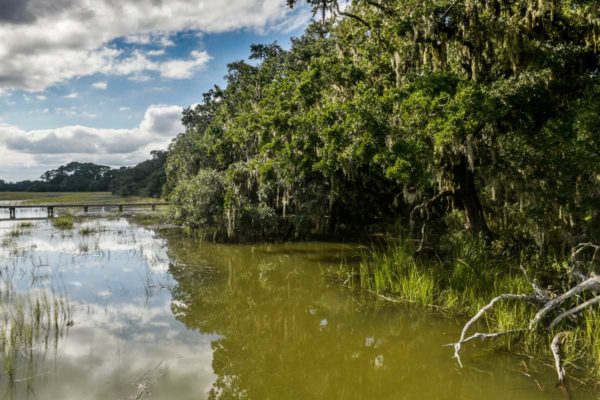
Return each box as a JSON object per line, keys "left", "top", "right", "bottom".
{"left": 0, "top": 0, "right": 310, "bottom": 181}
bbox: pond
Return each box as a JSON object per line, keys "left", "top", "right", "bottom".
{"left": 0, "top": 217, "right": 595, "bottom": 399}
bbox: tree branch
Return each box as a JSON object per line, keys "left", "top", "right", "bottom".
{"left": 551, "top": 332, "right": 568, "bottom": 386}
{"left": 363, "top": 0, "right": 394, "bottom": 15}
{"left": 442, "top": 0, "right": 461, "bottom": 20}
{"left": 529, "top": 276, "right": 600, "bottom": 330}
{"left": 450, "top": 294, "right": 537, "bottom": 367}
{"left": 549, "top": 295, "right": 600, "bottom": 330}
{"left": 409, "top": 189, "right": 454, "bottom": 229}
{"left": 333, "top": 2, "right": 371, "bottom": 28}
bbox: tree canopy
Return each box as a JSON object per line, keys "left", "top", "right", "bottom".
{"left": 165, "top": 0, "right": 599, "bottom": 247}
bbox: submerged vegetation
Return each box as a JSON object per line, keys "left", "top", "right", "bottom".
{"left": 163, "top": 0, "right": 600, "bottom": 385}
{"left": 0, "top": 230, "right": 71, "bottom": 387}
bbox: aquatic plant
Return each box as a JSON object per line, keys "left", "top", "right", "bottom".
{"left": 352, "top": 240, "right": 600, "bottom": 385}
{"left": 51, "top": 215, "right": 74, "bottom": 230}
{"left": 0, "top": 282, "right": 70, "bottom": 384}
{"left": 79, "top": 226, "right": 98, "bottom": 236}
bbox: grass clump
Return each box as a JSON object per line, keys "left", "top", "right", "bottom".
{"left": 52, "top": 215, "right": 74, "bottom": 230}
{"left": 6, "top": 222, "right": 34, "bottom": 238}
{"left": 0, "top": 292, "right": 70, "bottom": 383}
{"left": 7, "top": 228, "right": 25, "bottom": 238}
{"left": 79, "top": 226, "right": 98, "bottom": 236}
{"left": 350, "top": 235, "right": 600, "bottom": 383}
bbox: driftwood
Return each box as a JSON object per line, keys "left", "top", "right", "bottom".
{"left": 448, "top": 243, "right": 600, "bottom": 386}
{"left": 551, "top": 332, "right": 569, "bottom": 385}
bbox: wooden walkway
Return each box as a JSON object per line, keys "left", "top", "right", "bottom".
{"left": 0, "top": 203, "right": 169, "bottom": 219}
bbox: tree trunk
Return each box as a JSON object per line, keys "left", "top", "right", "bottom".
{"left": 452, "top": 156, "right": 491, "bottom": 237}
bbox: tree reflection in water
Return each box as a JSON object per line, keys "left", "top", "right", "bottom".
{"left": 166, "top": 236, "right": 560, "bottom": 400}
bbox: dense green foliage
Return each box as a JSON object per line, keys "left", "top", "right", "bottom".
{"left": 0, "top": 151, "right": 167, "bottom": 197}
{"left": 166, "top": 0, "right": 599, "bottom": 246}
{"left": 109, "top": 150, "right": 168, "bottom": 196}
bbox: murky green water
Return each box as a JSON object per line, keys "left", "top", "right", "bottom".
{"left": 0, "top": 218, "right": 596, "bottom": 399}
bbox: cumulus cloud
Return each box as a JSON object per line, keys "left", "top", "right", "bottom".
{"left": 0, "top": 104, "right": 184, "bottom": 180}
{"left": 111, "top": 49, "right": 211, "bottom": 80}
{"left": 146, "top": 49, "right": 165, "bottom": 57}
{"left": 92, "top": 81, "right": 108, "bottom": 90}
{"left": 0, "top": 0, "right": 308, "bottom": 92}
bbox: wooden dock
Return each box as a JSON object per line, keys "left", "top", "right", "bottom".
{"left": 0, "top": 203, "right": 170, "bottom": 219}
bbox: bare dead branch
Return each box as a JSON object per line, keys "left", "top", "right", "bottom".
{"left": 442, "top": 0, "right": 461, "bottom": 19}
{"left": 448, "top": 244, "right": 600, "bottom": 385}
{"left": 549, "top": 295, "right": 600, "bottom": 330}
{"left": 416, "top": 221, "right": 427, "bottom": 252}
{"left": 450, "top": 294, "right": 537, "bottom": 367}
{"left": 520, "top": 265, "right": 551, "bottom": 302}
{"left": 551, "top": 332, "right": 569, "bottom": 386}
{"left": 571, "top": 243, "right": 600, "bottom": 262}
{"left": 409, "top": 189, "right": 454, "bottom": 229}
{"left": 530, "top": 276, "right": 600, "bottom": 330}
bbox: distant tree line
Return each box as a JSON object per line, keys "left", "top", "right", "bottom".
{"left": 0, "top": 150, "right": 167, "bottom": 197}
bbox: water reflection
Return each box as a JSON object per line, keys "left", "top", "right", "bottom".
{"left": 0, "top": 219, "right": 595, "bottom": 399}
{"left": 0, "top": 219, "right": 215, "bottom": 399}
{"left": 165, "top": 239, "right": 590, "bottom": 400}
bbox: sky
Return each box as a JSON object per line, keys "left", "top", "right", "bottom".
{"left": 0, "top": 0, "right": 310, "bottom": 182}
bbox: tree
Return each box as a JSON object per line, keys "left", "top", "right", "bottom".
{"left": 165, "top": 0, "right": 599, "bottom": 248}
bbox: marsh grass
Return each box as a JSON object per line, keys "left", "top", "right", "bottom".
{"left": 79, "top": 226, "right": 98, "bottom": 236}
{"left": 6, "top": 222, "right": 34, "bottom": 239}
{"left": 351, "top": 236, "right": 600, "bottom": 383}
{"left": 0, "top": 192, "right": 155, "bottom": 205}
{"left": 51, "top": 215, "right": 74, "bottom": 230}
{"left": 0, "top": 285, "right": 70, "bottom": 384}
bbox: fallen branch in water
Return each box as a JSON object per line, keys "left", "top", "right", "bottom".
{"left": 551, "top": 332, "right": 569, "bottom": 386}
{"left": 449, "top": 294, "right": 537, "bottom": 367}
{"left": 365, "top": 288, "right": 444, "bottom": 311}
{"left": 448, "top": 243, "right": 600, "bottom": 386}
{"left": 529, "top": 275, "right": 600, "bottom": 330}
{"left": 549, "top": 295, "right": 600, "bottom": 330}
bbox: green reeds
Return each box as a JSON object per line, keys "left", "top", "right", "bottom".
{"left": 51, "top": 215, "right": 74, "bottom": 230}
{"left": 79, "top": 226, "right": 97, "bottom": 236}
{"left": 0, "top": 291, "right": 70, "bottom": 383}
{"left": 351, "top": 236, "right": 600, "bottom": 383}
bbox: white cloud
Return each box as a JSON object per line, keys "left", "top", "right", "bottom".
{"left": 92, "top": 81, "right": 107, "bottom": 90}
{"left": 0, "top": 104, "right": 183, "bottom": 180}
{"left": 111, "top": 49, "right": 211, "bottom": 79}
{"left": 36, "top": 94, "right": 47, "bottom": 100}
{"left": 146, "top": 49, "right": 165, "bottom": 57}
{"left": 158, "top": 50, "right": 210, "bottom": 79}
{"left": 64, "top": 92, "right": 79, "bottom": 99}
{"left": 119, "top": 106, "right": 130, "bottom": 112}
{"left": 54, "top": 107, "right": 97, "bottom": 119}
{"left": 0, "top": 0, "right": 308, "bottom": 92}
